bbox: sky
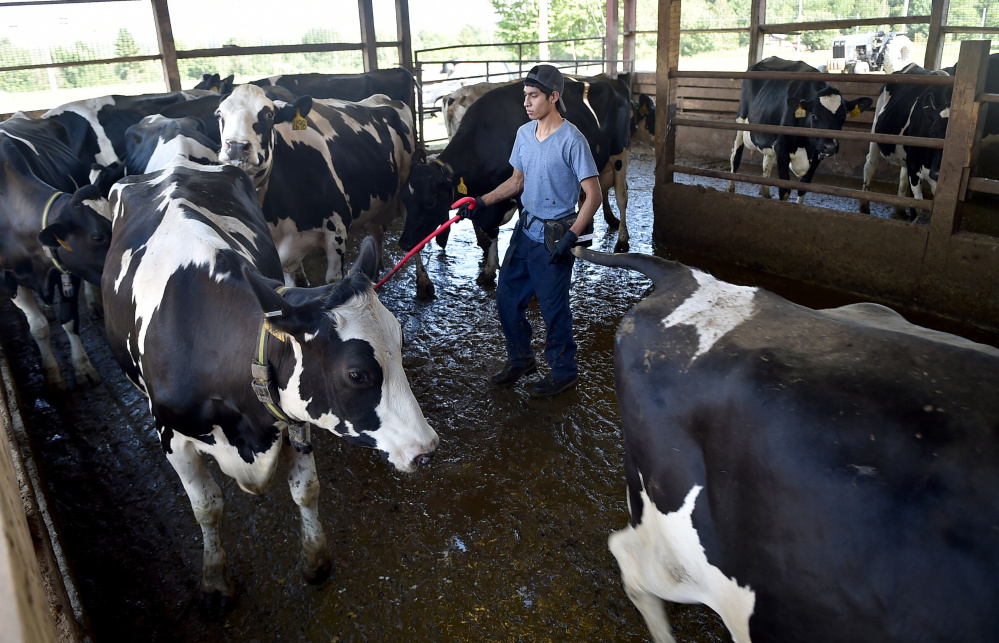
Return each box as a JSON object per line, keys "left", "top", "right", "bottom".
{"left": 0, "top": 0, "right": 499, "bottom": 49}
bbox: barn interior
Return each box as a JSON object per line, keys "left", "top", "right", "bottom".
{"left": 1, "top": 1, "right": 998, "bottom": 642}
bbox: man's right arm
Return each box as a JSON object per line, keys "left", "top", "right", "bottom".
{"left": 482, "top": 168, "right": 524, "bottom": 206}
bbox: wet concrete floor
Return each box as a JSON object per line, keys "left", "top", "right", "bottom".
{"left": 1, "top": 149, "right": 995, "bottom": 643}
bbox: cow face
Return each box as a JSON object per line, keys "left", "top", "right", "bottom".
{"left": 788, "top": 89, "right": 873, "bottom": 159}
{"left": 216, "top": 85, "right": 312, "bottom": 186}
{"left": 246, "top": 241, "right": 438, "bottom": 473}
{"left": 37, "top": 185, "right": 112, "bottom": 286}
{"left": 399, "top": 161, "right": 454, "bottom": 252}
{"left": 917, "top": 91, "right": 951, "bottom": 184}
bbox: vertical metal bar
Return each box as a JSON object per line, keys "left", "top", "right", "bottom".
{"left": 358, "top": 0, "right": 378, "bottom": 71}
{"left": 150, "top": 0, "right": 180, "bottom": 91}
{"left": 605, "top": 0, "right": 618, "bottom": 74}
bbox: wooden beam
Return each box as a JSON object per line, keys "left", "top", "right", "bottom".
{"left": 395, "top": 0, "right": 413, "bottom": 71}
{"left": 747, "top": 0, "right": 765, "bottom": 66}
{"left": 176, "top": 43, "right": 363, "bottom": 59}
{"left": 622, "top": 0, "right": 636, "bottom": 73}
{"left": 927, "top": 40, "right": 988, "bottom": 248}
{"left": 656, "top": 0, "right": 680, "bottom": 191}
{"left": 150, "top": 0, "right": 180, "bottom": 91}
{"left": 925, "top": 0, "right": 949, "bottom": 69}
{"left": 762, "top": 15, "right": 929, "bottom": 34}
{"left": 605, "top": 0, "right": 619, "bottom": 75}
{"left": 358, "top": 0, "right": 378, "bottom": 72}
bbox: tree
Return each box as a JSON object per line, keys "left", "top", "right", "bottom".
{"left": 490, "top": 0, "right": 604, "bottom": 60}
{"left": 114, "top": 28, "right": 142, "bottom": 81}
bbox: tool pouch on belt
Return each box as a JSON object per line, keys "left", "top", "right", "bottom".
{"left": 543, "top": 213, "right": 593, "bottom": 254}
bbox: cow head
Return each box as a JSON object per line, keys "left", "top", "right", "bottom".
{"left": 37, "top": 184, "right": 112, "bottom": 286}
{"left": 216, "top": 84, "right": 312, "bottom": 187}
{"left": 916, "top": 91, "right": 951, "bottom": 185}
{"left": 399, "top": 160, "right": 455, "bottom": 252}
{"left": 632, "top": 94, "right": 656, "bottom": 136}
{"left": 195, "top": 73, "right": 235, "bottom": 94}
{"left": 787, "top": 88, "right": 873, "bottom": 159}
{"left": 245, "top": 237, "right": 438, "bottom": 473}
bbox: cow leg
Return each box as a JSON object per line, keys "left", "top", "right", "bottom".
{"left": 55, "top": 276, "right": 100, "bottom": 386}
{"left": 727, "top": 130, "right": 745, "bottom": 193}
{"left": 284, "top": 441, "right": 332, "bottom": 584}
{"left": 11, "top": 287, "right": 66, "bottom": 391}
{"left": 478, "top": 236, "right": 500, "bottom": 285}
{"left": 598, "top": 162, "right": 620, "bottom": 230}
{"left": 795, "top": 163, "right": 821, "bottom": 205}
{"left": 896, "top": 167, "right": 913, "bottom": 218}
{"left": 83, "top": 281, "right": 104, "bottom": 319}
{"left": 609, "top": 525, "right": 676, "bottom": 643}
{"left": 859, "top": 142, "right": 880, "bottom": 214}
{"left": 324, "top": 220, "right": 349, "bottom": 284}
{"left": 165, "top": 437, "right": 235, "bottom": 600}
{"left": 907, "top": 174, "right": 925, "bottom": 222}
{"left": 413, "top": 251, "right": 435, "bottom": 300}
{"left": 613, "top": 152, "right": 630, "bottom": 254}
{"left": 760, "top": 154, "right": 775, "bottom": 199}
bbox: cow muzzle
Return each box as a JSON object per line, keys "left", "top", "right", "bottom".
{"left": 223, "top": 140, "right": 252, "bottom": 163}
{"left": 819, "top": 140, "right": 839, "bottom": 158}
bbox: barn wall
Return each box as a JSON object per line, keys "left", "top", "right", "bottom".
{"left": 653, "top": 183, "right": 999, "bottom": 334}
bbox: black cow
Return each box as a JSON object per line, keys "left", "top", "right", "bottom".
{"left": 399, "top": 74, "right": 634, "bottom": 297}
{"left": 216, "top": 84, "right": 415, "bottom": 284}
{"left": 728, "top": 57, "right": 873, "bottom": 203}
{"left": 249, "top": 67, "right": 415, "bottom": 106}
{"left": 859, "top": 64, "right": 953, "bottom": 220}
{"left": 41, "top": 89, "right": 209, "bottom": 169}
{"left": 0, "top": 136, "right": 111, "bottom": 390}
{"left": 124, "top": 114, "right": 219, "bottom": 174}
{"left": 576, "top": 247, "right": 999, "bottom": 643}
{"left": 102, "top": 158, "right": 437, "bottom": 601}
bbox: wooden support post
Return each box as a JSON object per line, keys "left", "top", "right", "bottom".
{"left": 924, "top": 0, "right": 949, "bottom": 69}
{"left": 747, "top": 0, "right": 766, "bottom": 68}
{"left": 926, "top": 40, "right": 988, "bottom": 257}
{"left": 622, "top": 0, "right": 637, "bottom": 74}
{"left": 395, "top": 0, "right": 413, "bottom": 71}
{"left": 605, "top": 0, "right": 619, "bottom": 75}
{"left": 150, "top": 0, "right": 181, "bottom": 91}
{"left": 655, "top": 0, "right": 681, "bottom": 189}
{"left": 358, "top": 0, "right": 378, "bottom": 72}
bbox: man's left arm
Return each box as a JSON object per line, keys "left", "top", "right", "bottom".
{"left": 571, "top": 176, "right": 602, "bottom": 236}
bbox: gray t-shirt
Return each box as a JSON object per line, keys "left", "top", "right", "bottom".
{"left": 509, "top": 119, "right": 599, "bottom": 243}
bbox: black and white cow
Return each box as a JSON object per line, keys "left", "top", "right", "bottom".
{"left": 0, "top": 136, "right": 111, "bottom": 390}
{"left": 859, "top": 64, "right": 953, "bottom": 220}
{"left": 193, "top": 72, "right": 235, "bottom": 94}
{"left": 399, "top": 74, "right": 634, "bottom": 297}
{"left": 124, "top": 114, "right": 219, "bottom": 174}
{"left": 216, "top": 84, "right": 415, "bottom": 284}
{"left": 41, "top": 90, "right": 209, "bottom": 169}
{"left": 576, "top": 247, "right": 999, "bottom": 643}
{"left": 103, "top": 158, "right": 438, "bottom": 600}
{"left": 728, "top": 57, "right": 873, "bottom": 203}
{"left": 250, "top": 67, "right": 415, "bottom": 105}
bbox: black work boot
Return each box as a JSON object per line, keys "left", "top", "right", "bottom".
{"left": 490, "top": 360, "right": 538, "bottom": 387}
{"left": 527, "top": 373, "right": 579, "bottom": 397}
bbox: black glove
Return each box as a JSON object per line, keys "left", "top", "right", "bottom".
{"left": 452, "top": 196, "right": 485, "bottom": 223}
{"left": 548, "top": 230, "right": 578, "bottom": 264}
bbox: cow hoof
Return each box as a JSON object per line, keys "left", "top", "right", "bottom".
{"left": 858, "top": 202, "right": 870, "bottom": 215}
{"left": 475, "top": 273, "right": 496, "bottom": 287}
{"left": 906, "top": 208, "right": 919, "bottom": 222}
{"left": 43, "top": 375, "right": 68, "bottom": 393}
{"left": 604, "top": 214, "right": 621, "bottom": 230}
{"left": 614, "top": 240, "right": 630, "bottom": 254}
{"left": 300, "top": 552, "right": 333, "bottom": 585}
{"left": 75, "top": 366, "right": 102, "bottom": 387}
{"left": 416, "top": 282, "right": 435, "bottom": 300}
{"left": 199, "top": 588, "right": 238, "bottom": 620}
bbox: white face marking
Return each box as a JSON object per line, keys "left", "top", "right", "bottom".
{"left": 939, "top": 107, "right": 950, "bottom": 119}
{"left": 82, "top": 197, "right": 112, "bottom": 220}
{"left": 608, "top": 482, "right": 756, "bottom": 643}
{"left": 278, "top": 290, "right": 438, "bottom": 473}
{"left": 819, "top": 93, "right": 842, "bottom": 115}
{"left": 217, "top": 84, "right": 274, "bottom": 175}
{"left": 661, "top": 270, "right": 757, "bottom": 364}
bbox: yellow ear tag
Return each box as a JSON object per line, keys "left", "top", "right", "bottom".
{"left": 795, "top": 105, "right": 807, "bottom": 119}
{"left": 57, "top": 237, "right": 73, "bottom": 251}
{"left": 292, "top": 109, "right": 308, "bottom": 131}
{"left": 849, "top": 105, "right": 861, "bottom": 118}
{"left": 457, "top": 177, "right": 468, "bottom": 195}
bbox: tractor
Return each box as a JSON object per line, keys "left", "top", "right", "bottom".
{"left": 829, "top": 30, "right": 914, "bottom": 74}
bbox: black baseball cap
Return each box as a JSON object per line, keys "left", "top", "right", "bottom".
{"left": 524, "top": 64, "right": 566, "bottom": 111}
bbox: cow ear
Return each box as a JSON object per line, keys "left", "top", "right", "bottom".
{"left": 242, "top": 265, "right": 294, "bottom": 318}
{"left": 922, "top": 92, "right": 938, "bottom": 113}
{"left": 276, "top": 96, "right": 313, "bottom": 123}
{"left": 38, "top": 220, "right": 73, "bottom": 251}
{"left": 847, "top": 97, "right": 874, "bottom": 115}
{"left": 348, "top": 237, "right": 379, "bottom": 282}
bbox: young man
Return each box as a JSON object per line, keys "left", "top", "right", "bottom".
{"left": 453, "top": 64, "right": 601, "bottom": 397}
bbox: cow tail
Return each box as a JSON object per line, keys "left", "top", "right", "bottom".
{"left": 573, "top": 247, "right": 678, "bottom": 288}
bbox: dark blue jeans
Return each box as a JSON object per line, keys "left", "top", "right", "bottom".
{"left": 496, "top": 226, "right": 577, "bottom": 379}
